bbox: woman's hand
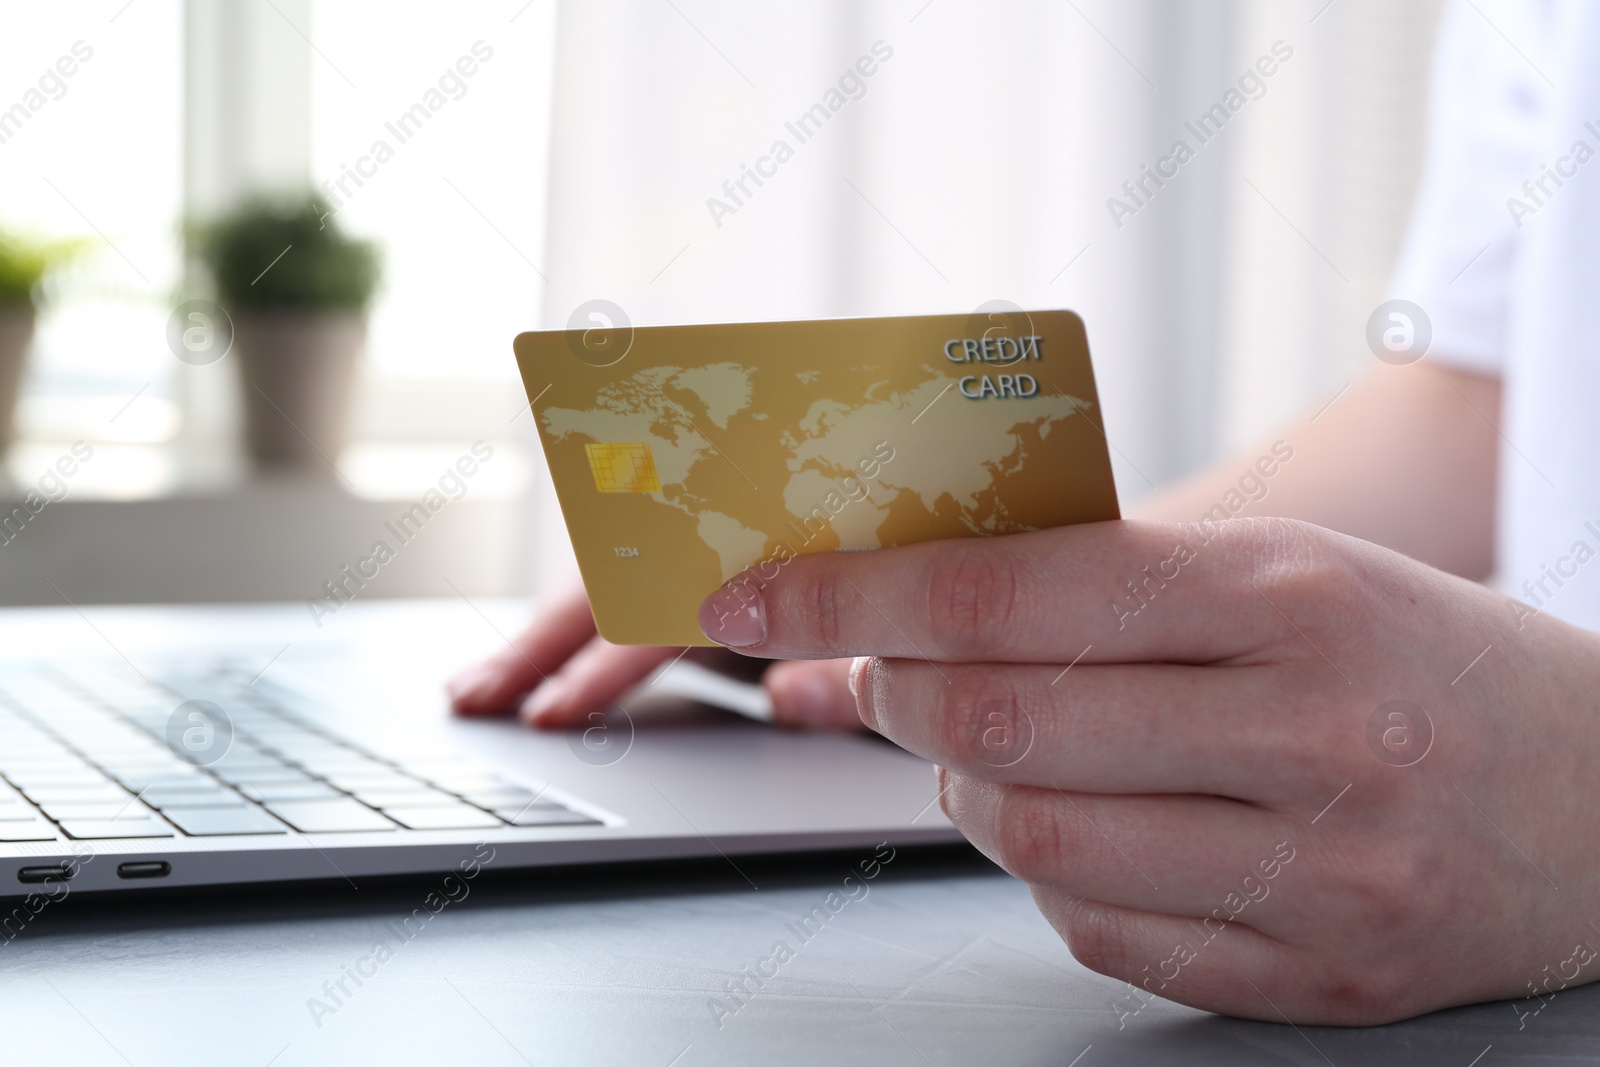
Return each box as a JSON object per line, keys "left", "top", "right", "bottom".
{"left": 698, "top": 517, "right": 1600, "bottom": 1024}
{"left": 447, "top": 583, "right": 861, "bottom": 729}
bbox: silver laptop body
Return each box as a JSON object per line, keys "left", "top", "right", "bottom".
{"left": 0, "top": 600, "right": 960, "bottom": 899}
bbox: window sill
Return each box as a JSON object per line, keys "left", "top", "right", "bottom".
{"left": 4, "top": 441, "right": 533, "bottom": 503}
{"left": 0, "top": 476, "right": 528, "bottom": 607}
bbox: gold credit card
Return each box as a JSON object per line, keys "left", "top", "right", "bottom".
{"left": 514, "top": 308, "right": 1120, "bottom": 646}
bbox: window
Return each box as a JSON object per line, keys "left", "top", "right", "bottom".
{"left": 3, "top": 0, "right": 557, "bottom": 502}
{"left": 1, "top": 0, "right": 184, "bottom": 498}
{"left": 310, "top": 0, "right": 557, "bottom": 499}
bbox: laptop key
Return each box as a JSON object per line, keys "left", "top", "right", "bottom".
{"left": 162, "top": 806, "right": 287, "bottom": 836}
{"left": 426, "top": 774, "right": 518, "bottom": 794}
{"left": 459, "top": 789, "right": 557, "bottom": 810}
{"left": 111, "top": 777, "right": 217, "bottom": 793}
{"left": 239, "top": 782, "right": 342, "bottom": 802}
{"left": 383, "top": 804, "right": 504, "bottom": 831}
{"left": 37, "top": 801, "right": 153, "bottom": 821}
{"left": 143, "top": 789, "right": 246, "bottom": 809}
{"left": 493, "top": 807, "right": 602, "bottom": 827}
{"left": 9, "top": 772, "right": 107, "bottom": 789}
{"left": 321, "top": 770, "right": 422, "bottom": 792}
{"left": 60, "top": 819, "right": 175, "bottom": 840}
{"left": 22, "top": 785, "right": 131, "bottom": 805}
{"left": 136, "top": 779, "right": 230, "bottom": 795}
{"left": 285, "top": 757, "right": 384, "bottom": 777}
{"left": 350, "top": 787, "right": 458, "bottom": 808}
{"left": 97, "top": 760, "right": 189, "bottom": 773}
{"left": 261, "top": 799, "right": 397, "bottom": 833}
{"left": 211, "top": 766, "right": 313, "bottom": 786}
{"left": 205, "top": 749, "right": 281, "bottom": 768}
{"left": 0, "top": 818, "right": 60, "bottom": 841}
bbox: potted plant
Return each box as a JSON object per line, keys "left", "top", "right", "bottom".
{"left": 0, "top": 230, "right": 80, "bottom": 462}
{"left": 190, "top": 194, "right": 379, "bottom": 477}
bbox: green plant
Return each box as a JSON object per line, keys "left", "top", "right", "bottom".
{"left": 190, "top": 193, "right": 380, "bottom": 313}
{"left": 0, "top": 230, "right": 84, "bottom": 308}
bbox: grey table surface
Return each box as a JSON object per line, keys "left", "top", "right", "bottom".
{"left": 3, "top": 846, "right": 1598, "bottom": 1067}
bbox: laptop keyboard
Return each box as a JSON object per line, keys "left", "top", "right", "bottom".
{"left": 0, "top": 663, "right": 601, "bottom": 843}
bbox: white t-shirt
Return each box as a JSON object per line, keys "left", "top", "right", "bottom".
{"left": 1391, "top": 0, "right": 1600, "bottom": 627}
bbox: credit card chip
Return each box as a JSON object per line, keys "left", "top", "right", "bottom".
{"left": 585, "top": 442, "right": 662, "bottom": 493}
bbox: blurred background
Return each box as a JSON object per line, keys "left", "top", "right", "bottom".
{"left": 0, "top": 0, "right": 1444, "bottom": 608}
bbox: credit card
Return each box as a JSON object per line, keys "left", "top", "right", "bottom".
{"left": 514, "top": 308, "right": 1119, "bottom": 646}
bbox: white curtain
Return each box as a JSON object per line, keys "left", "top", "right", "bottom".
{"left": 527, "top": 0, "right": 1445, "bottom": 590}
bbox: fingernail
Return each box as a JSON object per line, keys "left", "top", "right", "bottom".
{"left": 698, "top": 582, "right": 766, "bottom": 648}
{"left": 849, "top": 657, "right": 877, "bottom": 730}
{"left": 848, "top": 656, "right": 868, "bottom": 697}
{"left": 446, "top": 665, "right": 495, "bottom": 706}
{"left": 520, "top": 675, "right": 569, "bottom": 724}
{"left": 774, "top": 670, "right": 831, "bottom": 724}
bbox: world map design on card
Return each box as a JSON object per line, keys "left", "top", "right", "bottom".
{"left": 514, "top": 309, "right": 1120, "bottom": 645}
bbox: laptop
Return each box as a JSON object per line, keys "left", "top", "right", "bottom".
{"left": 0, "top": 599, "right": 960, "bottom": 898}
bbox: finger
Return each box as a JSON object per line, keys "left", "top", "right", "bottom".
{"left": 448, "top": 585, "right": 596, "bottom": 715}
{"left": 764, "top": 659, "right": 862, "bottom": 729}
{"left": 520, "top": 638, "right": 679, "bottom": 728}
{"left": 684, "top": 646, "right": 767, "bottom": 684}
{"left": 857, "top": 658, "right": 1323, "bottom": 802}
{"left": 697, "top": 518, "right": 1335, "bottom": 665}
{"left": 1028, "top": 888, "right": 1352, "bottom": 1025}
{"left": 941, "top": 771, "right": 1303, "bottom": 923}
{"left": 1031, "top": 887, "right": 1413, "bottom": 1025}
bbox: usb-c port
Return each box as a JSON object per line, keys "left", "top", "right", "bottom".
{"left": 116, "top": 861, "right": 170, "bottom": 880}
{"left": 17, "top": 865, "right": 75, "bottom": 884}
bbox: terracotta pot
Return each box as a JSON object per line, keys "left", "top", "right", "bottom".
{"left": 0, "top": 305, "right": 36, "bottom": 458}
{"left": 232, "top": 312, "right": 365, "bottom": 478}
